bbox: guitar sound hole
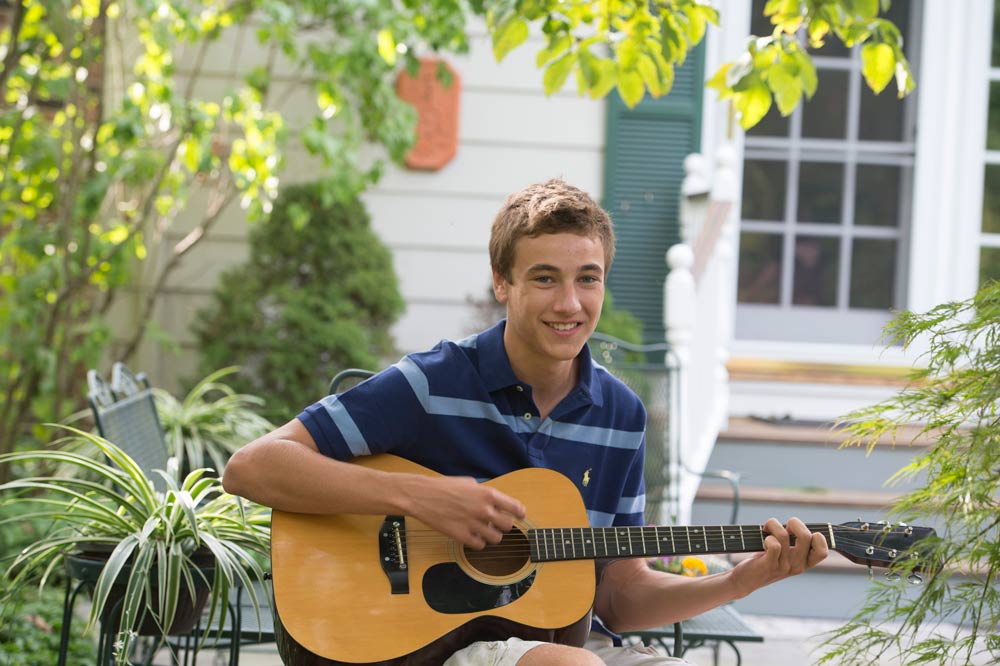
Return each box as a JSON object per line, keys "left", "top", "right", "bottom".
{"left": 464, "top": 528, "right": 530, "bottom": 577}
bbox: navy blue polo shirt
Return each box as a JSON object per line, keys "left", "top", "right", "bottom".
{"left": 298, "top": 320, "right": 647, "bottom": 529}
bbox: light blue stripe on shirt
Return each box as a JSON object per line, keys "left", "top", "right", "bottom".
{"left": 588, "top": 509, "right": 616, "bottom": 527}
{"left": 317, "top": 394, "right": 371, "bottom": 456}
{"left": 617, "top": 494, "right": 645, "bottom": 515}
{"left": 394, "top": 357, "right": 536, "bottom": 433}
{"left": 550, "top": 420, "right": 644, "bottom": 450}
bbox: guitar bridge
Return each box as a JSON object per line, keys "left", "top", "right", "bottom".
{"left": 378, "top": 515, "right": 409, "bottom": 594}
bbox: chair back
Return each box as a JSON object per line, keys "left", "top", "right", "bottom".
{"left": 588, "top": 332, "right": 677, "bottom": 523}
{"left": 328, "top": 368, "right": 375, "bottom": 395}
{"left": 87, "top": 363, "right": 170, "bottom": 492}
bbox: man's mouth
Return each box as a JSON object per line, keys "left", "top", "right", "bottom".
{"left": 547, "top": 322, "right": 581, "bottom": 332}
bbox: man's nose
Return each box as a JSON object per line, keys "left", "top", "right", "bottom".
{"left": 552, "top": 283, "right": 581, "bottom": 311}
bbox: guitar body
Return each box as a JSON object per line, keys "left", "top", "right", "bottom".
{"left": 271, "top": 455, "right": 596, "bottom": 666}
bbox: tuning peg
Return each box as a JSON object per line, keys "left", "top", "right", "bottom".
{"left": 907, "top": 573, "right": 923, "bottom": 585}
{"left": 867, "top": 565, "right": 874, "bottom": 579}
{"left": 885, "top": 571, "right": 901, "bottom": 582}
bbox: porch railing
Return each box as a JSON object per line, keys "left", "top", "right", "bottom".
{"left": 664, "top": 144, "right": 738, "bottom": 523}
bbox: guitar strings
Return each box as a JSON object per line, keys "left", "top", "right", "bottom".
{"left": 389, "top": 526, "right": 912, "bottom": 561}
{"left": 397, "top": 524, "right": 895, "bottom": 536}
{"left": 385, "top": 538, "right": 920, "bottom": 567}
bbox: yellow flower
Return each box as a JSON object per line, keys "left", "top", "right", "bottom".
{"left": 680, "top": 556, "right": 708, "bottom": 577}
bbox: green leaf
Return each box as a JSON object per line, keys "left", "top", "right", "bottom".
{"left": 791, "top": 48, "right": 818, "bottom": 98}
{"left": 536, "top": 32, "right": 572, "bottom": 67}
{"left": 588, "top": 58, "right": 618, "bottom": 99}
{"left": 492, "top": 16, "right": 529, "bottom": 62}
{"left": 894, "top": 58, "right": 916, "bottom": 98}
{"left": 543, "top": 51, "right": 577, "bottom": 94}
{"left": 377, "top": 29, "right": 397, "bottom": 66}
{"left": 766, "top": 59, "right": 802, "bottom": 115}
{"left": 734, "top": 82, "right": 772, "bottom": 129}
{"left": 861, "top": 42, "right": 895, "bottom": 94}
{"left": 617, "top": 68, "right": 645, "bottom": 108}
{"left": 849, "top": 0, "right": 880, "bottom": 19}
{"left": 706, "top": 63, "right": 733, "bottom": 98}
{"left": 637, "top": 55, "right": 663, "bottom": 97}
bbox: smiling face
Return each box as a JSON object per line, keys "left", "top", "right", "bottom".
{"left": 493, "top": 232, "right": 606, "bottom": 379}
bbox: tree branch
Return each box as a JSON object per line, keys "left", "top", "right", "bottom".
{"left": 0, "top": 0, "right": 25, "bottom": 100}
{"left": 118, "top": 174, "right": 238, "bottom": 361}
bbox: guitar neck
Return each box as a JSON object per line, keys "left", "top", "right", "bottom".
{"left": 528, "top": 523, "right": 834, "bottom": 562}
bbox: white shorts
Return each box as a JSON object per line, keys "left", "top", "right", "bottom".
{"left": 442, "top": 631, "right": 694, "bottom": 666}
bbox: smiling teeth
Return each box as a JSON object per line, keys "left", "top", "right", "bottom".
{"left": 549, "top": 323, "right": 577, "bottom": 331}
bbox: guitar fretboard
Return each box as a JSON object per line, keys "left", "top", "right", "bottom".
{"left": 528, "top": 525, "right": 807, "bottom": 562}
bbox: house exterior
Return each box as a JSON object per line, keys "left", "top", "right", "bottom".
{"left": 114, "top": 0, "right": 998, "bottom": 619}
{"left": 140, "top": 0, "right": 995, "bottom": 510}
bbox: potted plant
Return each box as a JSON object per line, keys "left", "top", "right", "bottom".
{"left": 154, "top": 367, "right": 274, "bottom": 475}
{"left": 0, "top": 426, "right": 271, "bottom": 665}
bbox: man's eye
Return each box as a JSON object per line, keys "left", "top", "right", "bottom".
{"left": 580, "top": 276, "right": 601, "bottom": 284}
{"left": 534, "top": 276, "right": 554, "bottom": 284}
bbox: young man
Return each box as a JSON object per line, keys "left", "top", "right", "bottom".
{"left": 223, "top": 179, "right": 828, "bottom": 666}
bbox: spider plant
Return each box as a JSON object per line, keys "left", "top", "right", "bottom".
{"left": 154, "top": 367, "right": 274, "bottom": 475}
{"left": 0, "top": 426, "right": 271, "bottom": 665}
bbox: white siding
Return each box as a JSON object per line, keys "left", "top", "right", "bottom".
{"left": 368, "top": 32, "right": 606, "bottom": 352}
{"left": 123, "top": 26, "right": 607, "bottom": 390}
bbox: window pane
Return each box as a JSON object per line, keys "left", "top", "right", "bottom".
{"left": 884, "top": 0, "right": 914, "bottom": 57}
{"left": 792, "top": 236, "right": 839, "bottom": 306}
{"left": 738, "top": 232, "right": 783, "bottom": 304}
{"left": 850, "top": 239, "right": 896, "bottom": 309}
{"left": 798, "top": 161, "right": 843, "bottom": 224}
{"left": 994, "top": 0, "right": 1000, "bottom": 67}
{"left": 750, "top": 0, "right": 771, "bottom": 37}
{"left": 983, "top": 165, "right": 1000, "bottom": 234}
{"left": 855, "top": 165, "right": 901, "bottom": 227}
{"left": 802, "top": 69, "right": 849, "bottom": 139}
{"left": 988, "top": 82, "right": 1000, "bottom": 151}
{"left": 742, "top": 160, "right": 786, "bottom": 220}
{"left": 859, "top": 84, "right": 905, "bottom": 142}
{"left": 980, "top": 247, "right": 1000, "bottom": 286}
{"left": 747, "top": 103, "right": 790, "bottom": 138}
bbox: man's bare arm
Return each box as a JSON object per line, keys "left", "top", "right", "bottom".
{"left": 222, "top": 419, "right": 526, "bottom": 549}
{"left": 594, "top": 517, "right": 828, "bottom": 632}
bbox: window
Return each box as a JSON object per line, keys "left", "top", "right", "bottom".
{"left": 981, "top": 1, "right": 1000, "bottom": 285}
{"left": 735, "top": 0, "right": 921, "bottom": 344}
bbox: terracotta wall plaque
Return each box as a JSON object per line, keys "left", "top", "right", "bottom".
{"left": 395, "top": 57, "right": 461, "bottom": 171}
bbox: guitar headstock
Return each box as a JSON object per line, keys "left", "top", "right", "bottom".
{"left": 832, "top": 521, "right": 939, "bottom": 575}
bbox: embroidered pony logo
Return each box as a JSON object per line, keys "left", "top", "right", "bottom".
{"left": 582, "top": 468, "right": 592, "bottom": 487}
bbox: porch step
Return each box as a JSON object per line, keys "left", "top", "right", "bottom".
{"left": 689, "top": 415, "right": 935, "bottom": 619}
{"left": 697, "top": 484, "right": 901, "bottom": 507}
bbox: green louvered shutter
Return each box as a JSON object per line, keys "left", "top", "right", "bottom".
{"left": 603, "top": 43, "right": 705, "bottom": 345}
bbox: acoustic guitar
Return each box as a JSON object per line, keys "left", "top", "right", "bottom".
{"left": 271, "top": 454, "right": 936, "bottom": 666}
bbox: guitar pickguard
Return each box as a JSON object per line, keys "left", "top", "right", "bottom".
{"left": 423, "top": 564, "right": 536, "bottom": 614}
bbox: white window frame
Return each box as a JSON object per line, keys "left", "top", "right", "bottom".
{"left": 698, "top": 0, "right": 992, "bottom": 365}
{"left": 735, "top": 3, "right": 921, "bottom": 346}
{"left": 979, "top": 1, "right": 1000, "bottom": 281}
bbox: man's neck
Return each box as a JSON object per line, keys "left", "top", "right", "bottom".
{"left": 505, "top": 348, "right": 579, "bottom": 421}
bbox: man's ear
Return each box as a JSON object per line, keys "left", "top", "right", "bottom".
{"left": 492, "top": 271, "right": 509, "bottom": 304}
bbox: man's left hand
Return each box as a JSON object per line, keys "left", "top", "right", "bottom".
{"left": 730, "top": 517, "right": 828, "bottom": 598}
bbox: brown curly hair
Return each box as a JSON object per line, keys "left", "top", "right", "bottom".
{"left": 489, "top": 179, "right": 615, "bottom": 282}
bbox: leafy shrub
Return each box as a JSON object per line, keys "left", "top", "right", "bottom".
{"left": 154, "top": 367, "right": 274, "bottom": 473}
{"left": 193, "top": 183, "right": 404, "bottom": 421}
{"left": 0, "top": 586, "right": 95, "bottom": 666}
{"left": 820, "top": 280, "right": 1000, "bottom": 665}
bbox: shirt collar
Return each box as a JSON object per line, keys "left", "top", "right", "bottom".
{"left": 477, "top": 320, "right": 604, "bottom": 407}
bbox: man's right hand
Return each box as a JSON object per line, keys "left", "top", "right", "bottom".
{"left": 397, "top": 474, "right": 527, "bottom": 550}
